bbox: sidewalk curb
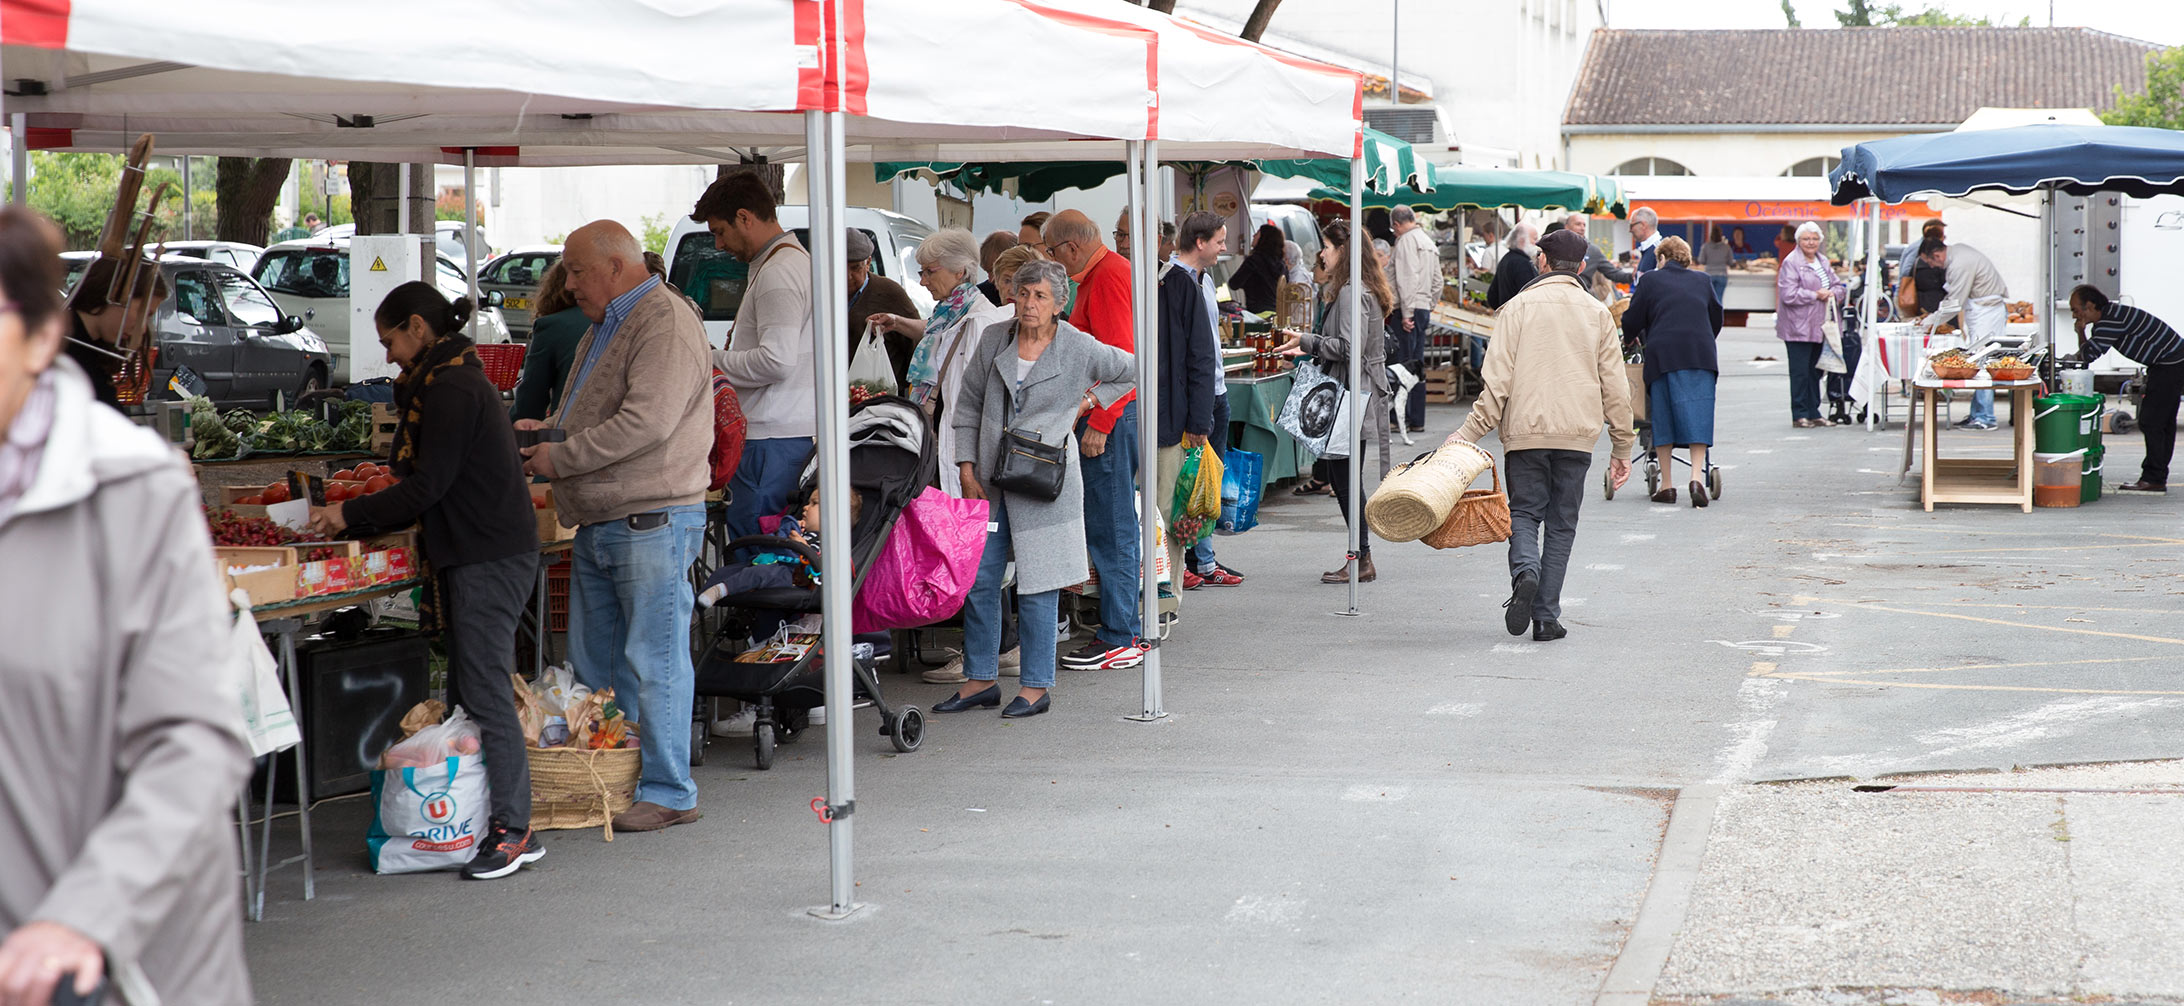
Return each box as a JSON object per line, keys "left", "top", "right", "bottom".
{"left": 1596, "top": 783, "right": 1724, "bottom": 1006}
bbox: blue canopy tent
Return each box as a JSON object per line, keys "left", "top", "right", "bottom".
{"left": 1828, "top": 122, "right": 2184, "bottom": 364}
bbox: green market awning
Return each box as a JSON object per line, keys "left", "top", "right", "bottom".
{"left": 1305, "top": 167, "right": 1626, "bottom": 217}
{"left": 1255, "top": 126, "right": 1436, "bottom": 196}
{"left": 876, "top": 127, "right": 1438, "bottom": 201}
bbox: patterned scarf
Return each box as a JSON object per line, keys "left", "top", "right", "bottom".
{"left": 905, "top": 282, "right": 984, "bottom": 404}
{"left": 389, "top": 334, "right": 480, "bottom": 634}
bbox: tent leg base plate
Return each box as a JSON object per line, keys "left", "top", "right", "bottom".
{"left": 807, "top": 902, "right": 870, "bottom": 922}
{"left": 1124, "top": 711, "right": 1170, "bottom": 723}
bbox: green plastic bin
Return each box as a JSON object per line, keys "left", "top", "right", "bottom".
{"left": 2033, "top": 394, "right": 2103, "bottom": 454}
{"left": 2082, "top": 444, "right": 2105, "bottom": 502}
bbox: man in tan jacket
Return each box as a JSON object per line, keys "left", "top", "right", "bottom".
{"left": 1455, "top": 229, "right": 1636, "bottom": 643}
{"left": 517, "top": 220, "right": 713, "bottom": 832}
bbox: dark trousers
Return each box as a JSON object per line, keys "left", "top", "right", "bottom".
{"left": 1785, "top": 341, "right": 1823, "bottom": 421}
{"left": 1505, "top": 449, "right": 1590, "bottom": 623}
{"left": 2140, "top": 361, "right": 2184, "bottom": 485}
{"left": 1826, "top": 332, "right": 1863, "bottom": 407}
{"left": 442, "top": 549, "right": 542, "bottom": 830}
{"left": 1391, "top": 309, "right": 1429, "bottom": 428}
{"left": 1316, "top": 455, "right": 1372, "bottom": 557}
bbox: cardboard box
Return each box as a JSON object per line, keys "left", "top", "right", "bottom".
{"left": 356, "top": 530, "right": 420, "bottom": 585}
{"left": 531, "top": 485, "right": 577, "bottom": 543}
{"left": 296, "top": 555, "right": 358, "bottom": 597}
{"left": 370, "top": 403, "right": 400, "bottom": 454}
{"left": 214, "top": 547, "right": 300, "bottom": 607}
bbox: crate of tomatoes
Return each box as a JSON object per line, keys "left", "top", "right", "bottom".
{"left": 325, "top": 461, "right": 403, "bottom": 504}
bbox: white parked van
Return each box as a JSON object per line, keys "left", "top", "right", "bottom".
{"left": 666, "top": 206, "right": 935, "bottom": 348}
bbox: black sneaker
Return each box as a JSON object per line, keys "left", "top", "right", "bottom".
{"left": 1533, "top": 620, "right": 1568, "bottom": 642}
{"left": 1503, "top": 572, "right": 1538, "bottom": 637}
{"left": 464, "top": 821, "right": 544, "bottom": 880}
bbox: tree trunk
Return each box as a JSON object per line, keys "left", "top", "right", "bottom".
{"left": 1239, "top": 0, "right": 1283, "bottom": 41}
{"left": 716, "top": 162, "right": 786, "bottom": 205}
{"left": 348, "top": 162, "right": 400, "bottom": 236}
{"left": 213, "top": 156, "right": 292, "bottom": 245}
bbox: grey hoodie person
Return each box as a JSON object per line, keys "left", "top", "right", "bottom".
{"left": 1, "top": 357, "right": 254, "bottom": 1005}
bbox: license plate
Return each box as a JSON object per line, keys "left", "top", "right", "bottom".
{"left": 504, "top": 296, "right": 531, "bottom": 311}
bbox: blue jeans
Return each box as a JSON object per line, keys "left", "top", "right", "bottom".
{"left": 723, "top": 437, "right": 814, "bottom": 544}
{"left": 1709, "top": 274, "right": 1728, "bottom": 303}
{"left": 963, "top": 496, "right": 1058, "bottom": 688}
{"left": 1967, "top": 389, "right": 1995, "bottom": 424}
{"left": 1077, "top": 400, "right": 1140, "bottom": 646}
{"left": 1190, "top": 393, "right": 1230, "bottom": 571}
{"left": 569, "top": 505, "right": 706, "bottom": 810}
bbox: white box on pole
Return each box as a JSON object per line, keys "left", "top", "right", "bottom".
{"left": 348, "top": 235, "right": 430, "bottom": 383}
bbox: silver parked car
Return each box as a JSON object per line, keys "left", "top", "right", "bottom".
{"left": 477, "top": 245, "right": 561, "bottom": 338}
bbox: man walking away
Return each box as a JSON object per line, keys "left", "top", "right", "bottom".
{"left": 691, "top": 173, "right": 817, "bottom": 543}
{"left": 1454, "top": 229, "right": 1635, "bottom": 642}
{"left": 1917, "top": 237, "right": 2007, "bottom": 431}
{"left": 1043, "top": 209, "right": 1145, "bottom": 671}
{"left": 1159, "top": 212, "right": 1227, "bottom": 590}
{"left": 1389, "top": 205, "right": 1439, "bottom": 432}
{"left": 2072, "top": 284, "right": 2184, "bottom": 493}
{"left": 519, "top": 220, "right": 713, "bottom": 832}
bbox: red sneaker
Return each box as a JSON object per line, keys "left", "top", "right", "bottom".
{"left": 1182, "top": 570, "right": 1204, "bottom": 590}
{"left": 1197, "top": 567, "right": 1244, "bottom": 587}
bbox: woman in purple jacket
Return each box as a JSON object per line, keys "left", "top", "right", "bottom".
{"left": 1774, "top": 222, "right": 1846, "bottom": 428}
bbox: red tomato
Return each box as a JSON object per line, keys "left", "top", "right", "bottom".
{"left": 237, "top": 495, "right": 263, "bottom": 505}
{"left": 333, "top": 468, "right": 357, "bottom": 481}
{"left": 327, "top": 485, "right": 350, "bottom": 502}
{"left": 364, "top": 474, "right": 395, "bottom": 494}
{"left": 533, "top": 496, "right": 550, "bottom": 510}
{"left": 261, "top": 483, "right": 292, "bottom": 505}
{"left": 354, "top": 463, "right": 380, "bottom": 478}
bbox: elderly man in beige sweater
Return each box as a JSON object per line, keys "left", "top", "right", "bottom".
{"left": 1454, "top": 229, "right": 1636, "bottom": 643}
{"left": 518, "top": 220, "right": 714, "bottom": 832}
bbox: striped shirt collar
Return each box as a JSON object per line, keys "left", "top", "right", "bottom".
{"left": 600, "top": 275, "right": 661, "bottom": 337}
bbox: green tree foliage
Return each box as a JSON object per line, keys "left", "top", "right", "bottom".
{"left": 3, "top": 152, "right": 196, "bottom": 250}
{"left": 1835, "top": 1, "right": 2029, "bottom": 26}
{"left": 1782, "top": 0, "right": 1802, "bottom": 28}
{"left": 641, "top": 213, "right": 671, "bottom": 255}
{"left": 2105, "top": 46, "right": 2184, "bottom": 130}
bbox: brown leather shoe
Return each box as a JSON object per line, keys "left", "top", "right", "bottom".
{"left": 2116, "top": 480, "right": 2168, "bottom": 494}
{"left": 612, "top": 801, "right": 702, "bottom": 833}
{"left": 1322, "top": 554, "right": 1377, "bottom": 583}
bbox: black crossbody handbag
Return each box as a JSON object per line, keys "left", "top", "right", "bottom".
{"left": 989, "top": 326, "right": 1069, "bottom": 502}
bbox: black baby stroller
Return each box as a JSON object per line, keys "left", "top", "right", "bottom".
{"left": 691, "top": 395, "right": 931, "bottom": 769}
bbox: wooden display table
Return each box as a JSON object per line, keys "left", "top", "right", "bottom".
{"left": 1912, "top": 375, "right": 2042, "bottom": 513}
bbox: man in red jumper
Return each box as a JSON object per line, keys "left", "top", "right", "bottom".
{"left": 1043, "top": 209, "right": 1145, "bottom": 671}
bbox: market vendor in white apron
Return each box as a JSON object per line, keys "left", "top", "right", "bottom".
{"left": 2070, "top": 284, "right": 2184, "bottom": 494}
{"left": 1915, "top": 236, "right": 2009, "bottom": 431}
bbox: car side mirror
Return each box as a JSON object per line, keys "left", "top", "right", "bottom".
{"left": 483, "top": 290, "right": 505, "bottom": 308}
{"left": 276, "top": 314, "right": 303, "bottom": 334}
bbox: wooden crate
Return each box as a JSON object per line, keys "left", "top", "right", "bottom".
{"left": 214, "top": 547, "right": 300, "bottom": 607}
{"left": 369, "top": 403, "right": 400, "bottom": 454}
{"left": 531, "top": 485, "right": 577, "bottom": 543}
{"left": 1423, "top": 366, "right": 1460, "bottom": 404}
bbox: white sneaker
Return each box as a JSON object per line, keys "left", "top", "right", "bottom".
{"left": 710, "top": 706, "right": 759, "bottom": 737}
{"left": 999, "top": 647, "right": 1021, "bottom": 677}
{"left": 922, "top": 651, "right": 968, "bottom": 684}
{"left": 808, "top": 706, "right": 826, "bottom": 725}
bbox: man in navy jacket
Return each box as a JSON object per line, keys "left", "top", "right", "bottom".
{"left": 1153, "top": 211, "right": 1223, "bottom": 597}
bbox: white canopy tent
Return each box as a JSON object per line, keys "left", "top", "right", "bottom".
{"left": 1, "top": 0, "right": 1363, "bottom": 918}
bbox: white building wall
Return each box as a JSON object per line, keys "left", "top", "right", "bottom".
{"left": 1177, "top": 0, "right": 1599, "bottom": 168}
{"left": 1566, "top": 130, "right": 1901, "bottom": 178}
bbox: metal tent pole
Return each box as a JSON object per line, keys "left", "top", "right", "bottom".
{"left": 1863, "top": 199, "right": 1880, "bottom": 331}
{"left": 1129, "top": 138, "right": 1166, "bottom": 723}
{"left": 181, "top": 157, "right": 192, "bottom": 240}
{"left": 1342, "top": 156, "right": 1364, "bottom": 616}
{"left": 2037, "top": 186, "right": 2055, "bottom": 360}
{"left": 463, "top": 148, "right": 479, "bottom": 341}
{"left": 9, "top": 114, "right": 27, "bottom": 206}
{"left": 807, "top": 108, "right": 863, "bottom": 922}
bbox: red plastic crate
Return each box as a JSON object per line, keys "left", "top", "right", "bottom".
{"left": 475, "top": 343, "right": 527, "bottom": 392}
{"left": 546, "top": 557, "right": 570, "bottom": 633}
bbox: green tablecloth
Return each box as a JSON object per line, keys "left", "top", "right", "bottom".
{"left": 1225, "top": 373, "right": 1316, "bottom": 487}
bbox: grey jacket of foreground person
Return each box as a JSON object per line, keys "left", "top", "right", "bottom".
{"left": 952, "top": 317, "right": 1135, "bottom": 594}
{"left": 1, "top": 357, "right": 254, "bottom": 1005}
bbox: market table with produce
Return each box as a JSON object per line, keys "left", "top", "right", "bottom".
{"left": 1222, "top": 316, "right": 1314, "bottom": 487}
{"left": 1908, "top": 354, "right": 2043, "bottom": 513}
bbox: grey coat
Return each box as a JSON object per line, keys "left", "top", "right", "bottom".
{"left": 1, "top": 359, "right": 253, "bottom": 1006}
{"left": 953, "top": 318, "right": 1136, "bottom": 594}
{"left": 1298, "top": 284, "right": 1393, "bottom": 475}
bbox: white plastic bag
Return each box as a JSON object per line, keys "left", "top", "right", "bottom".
{"left": 535, "top": 663, "right": 588, "bottom": 716}
{"left": 848, "top": 319, "right": 899, "bottom": 395}
{"left": 367, "top": 706, "right": 491, "bottom": 874}
{"left": 229, "top": 589, "right": 300, "bottom": 757}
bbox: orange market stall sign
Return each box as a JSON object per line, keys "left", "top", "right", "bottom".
{"left": 1634, "top": 199, "right": 1928, "bottom": 222}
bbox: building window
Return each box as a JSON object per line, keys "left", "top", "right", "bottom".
{"left": 1611, "top": 157, "right": 1690, "bottom": 177}
{"left": 1783, "top": 156, "right": 1842, "bottom": 177}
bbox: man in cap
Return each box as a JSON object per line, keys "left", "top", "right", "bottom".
{"left": 845, "top": 227, "right": 920, "bottom": 388}
{"left": 1454, "top": 228, "right": 1635, "bottom": 643}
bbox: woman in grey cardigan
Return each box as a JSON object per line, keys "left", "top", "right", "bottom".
{"left": 939, "top": 260, "right": 1136, "bottom": 718}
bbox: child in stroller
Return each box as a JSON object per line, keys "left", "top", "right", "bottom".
{"left": 697, "top": 493, "right": 861, "bottom": 609}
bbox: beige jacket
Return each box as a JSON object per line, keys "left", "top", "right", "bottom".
{"left": 1392, "top": 226, "right": 1440, "bottom": 313}
{"left": 1456, "top": 272, "right": 1638, "bottom": 459}
{"left": 550, "top": 283, "right": 715, "bottom": 526}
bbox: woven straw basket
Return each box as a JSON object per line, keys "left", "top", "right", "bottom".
{"left": 1365, "top": 438, "right": 1496, "bottom": 542}
{"left": 1422, "top": 454, "right": 1512, "bottom": 550}
{"left": 526, "top": 738, "right": 641, "bottom": 840}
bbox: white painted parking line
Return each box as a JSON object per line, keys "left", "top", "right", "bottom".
{"left": 1426, "top": 702, "right": 1484, "bottom": 717}
{"left": 1622, "top": 534, "right": 1657, "bottom": 543}
{"left": 1587, "top": 563, "right": 1625, "bottom": 571}
{"left": 1707, "top": 677, "right": 1783, "bottom": 785}
{"left": 1340, "top": 784, "right": 1411, "bottom": 802}
{"left": 1917, "top": 696, "right": 2180, "bottom": 759}
{"left": 1491, "top": 643, "right": 1539, "bottom": 654}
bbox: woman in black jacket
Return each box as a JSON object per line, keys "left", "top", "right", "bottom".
{"left": 1227, "top": 223, "right": 1288, "bottom": 315}
{"left": 307, "top": 282, "right": 545, "bottom": 880}
{"left": 1620, "top": 237, "right": 1723, "bottom": 507}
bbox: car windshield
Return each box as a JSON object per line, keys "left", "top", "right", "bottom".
{"left": 215, "top": 271, "right": 284, "bottom": 328}
{"left": 671, "top": 232, "right": 748, "bottom": 322}
{"left": 486, "top": 253, "right": 555, "bottom": 287}
{"left": 61, "top": 258, "right": 91, "bottom": 294}
{"left": 256, "top": 250, "right": 348, "bottom": 297}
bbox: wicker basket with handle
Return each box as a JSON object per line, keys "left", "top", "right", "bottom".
{"left": 1365, "top": 437, "right": 1495, "bottom": 543}
{"left": 1422, "top": 451, "right": 1512, "bottom": 550}
{"left": 525, "top": 736, "right": 641, "bottom": 840}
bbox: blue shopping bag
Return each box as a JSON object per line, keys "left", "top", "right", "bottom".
{"left": 1219, "top": 449, "right": 1263, "bottom": 533}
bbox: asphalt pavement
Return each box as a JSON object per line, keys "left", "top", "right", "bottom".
{"left": 243, "top": 328, "right": 2184, "bottom": 1005}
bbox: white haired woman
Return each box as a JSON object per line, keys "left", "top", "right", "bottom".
{"left": 1774, "top": 221, "right": 1845, "bottom": 428}
{"left": 868, "top": 228, "right": 1013, "bottom": 495}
